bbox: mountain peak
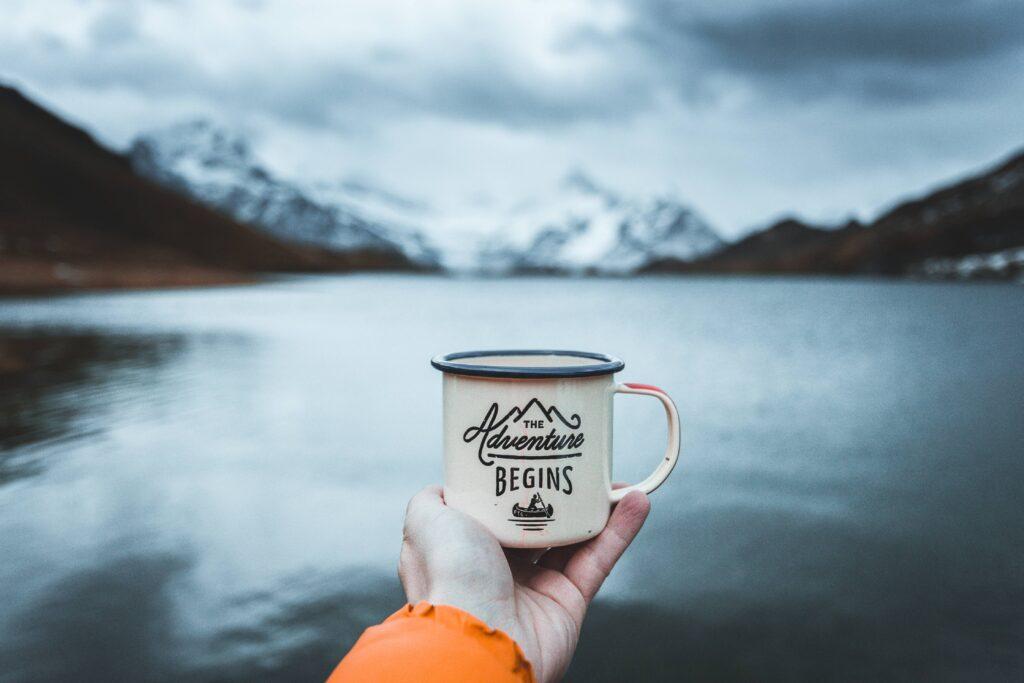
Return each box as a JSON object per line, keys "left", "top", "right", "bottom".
{"left": 130, "top": 119, "right": 254, "bottom": 174}
{"left": 480, "top": 176, "right": 723, "bottom": 274}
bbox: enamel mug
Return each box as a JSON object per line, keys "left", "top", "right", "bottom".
{"left": 431, "top": 350, "right": 681, "bottom": 548}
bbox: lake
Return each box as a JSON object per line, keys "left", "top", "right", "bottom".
{"left": 1, "top": 275, "right": 1022, "bottom": 681}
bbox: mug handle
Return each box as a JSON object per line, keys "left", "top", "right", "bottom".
{"left": 609, "top": 383, "right": 681, "bottom": 503}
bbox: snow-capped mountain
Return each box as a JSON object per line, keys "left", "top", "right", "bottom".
{"left": 128, "top": 121, "right": 438, "bottom": 267}
{"left": 477, "top": 171, "right": 723, "bottom": 274}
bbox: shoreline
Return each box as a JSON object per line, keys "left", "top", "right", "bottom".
{"left": 2, "top": 259, "right": 1020, "bottom": 297}
{"left": 0, "top": 257, "right": 254, "bottom": 296}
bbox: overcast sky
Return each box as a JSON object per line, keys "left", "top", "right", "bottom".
{"left": 3, "top": 0, "right": 1023, "bottom": 238}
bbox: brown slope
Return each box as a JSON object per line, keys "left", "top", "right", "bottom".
{"left": 829, "top": 149, "right": 1024, "bottom": 274}
{"left": 0, "top": 86, "right": 420, "bottom": 293}
{"left": 645, "top": 148, "right": 1024, "bottom": 276}
{"left": 645, "top": 218, "right": 863, "bottom": 274}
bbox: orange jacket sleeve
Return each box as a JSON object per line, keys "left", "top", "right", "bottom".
{"left": 327, "top": 601, "right": 535, "bottom": 683}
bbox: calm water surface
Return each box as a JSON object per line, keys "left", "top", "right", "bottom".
{"left": 1, "top": 276, "right": 1022, "bottom": 681}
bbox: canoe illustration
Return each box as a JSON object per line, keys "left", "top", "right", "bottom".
{"left": 512, "top": 492, "right": 554, "bottom": 518}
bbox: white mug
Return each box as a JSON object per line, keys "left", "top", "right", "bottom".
{"left": 432, "top": 350, "right": 681, "bottom": 548}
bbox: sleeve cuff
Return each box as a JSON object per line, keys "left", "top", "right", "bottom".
{"left": 328, "top": 600, "right": 535, "bottom": 682}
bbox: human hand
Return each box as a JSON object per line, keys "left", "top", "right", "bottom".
{"left": 398, "top": 485, "right": 650, "bottom": 683}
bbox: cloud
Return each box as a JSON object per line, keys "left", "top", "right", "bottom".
{"left": 11, "top": 0, "right": 1020, "bottom": 131}
{"left": 88, "top": 4, "right": 141, "bottom": 47}
{"left": 626, "top": 0, "right": 1024, "bottom": 104}
{"left": 0, "top": 0, "right": 654, "bottom": 131}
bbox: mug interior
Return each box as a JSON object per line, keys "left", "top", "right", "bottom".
{"left": 468, "top": 353, "right": 595, "bottom": 368}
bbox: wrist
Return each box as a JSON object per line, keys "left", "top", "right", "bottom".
{"left": 423, "top": 588, "right": 532, "bottom": 667}
{"left": 424, "top": 589, "right": 507, "bottom": 633}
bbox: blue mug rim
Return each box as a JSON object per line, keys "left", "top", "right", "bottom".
{"left": 431, "top": 349, "right": 624, "bottom": 379}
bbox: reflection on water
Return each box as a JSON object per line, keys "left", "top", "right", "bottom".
{"left": 0, "top": 330, "right": 185, "bottom": 483}
{"left": 2, "top": 553, "right": 191, "bottom": 681}
{"left": 0, "top": 276, "right": 1022, "bottom": 681}
{"left": 1, "top": 552, "right": 402, "bottom": 682}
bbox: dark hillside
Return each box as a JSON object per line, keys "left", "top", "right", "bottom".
{"left": 0, "top": 86, "right": 418, "bottom": 293}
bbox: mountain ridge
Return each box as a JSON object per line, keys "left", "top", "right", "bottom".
{"left": 129, "top": 121, "right": 722, "bottom": 276}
